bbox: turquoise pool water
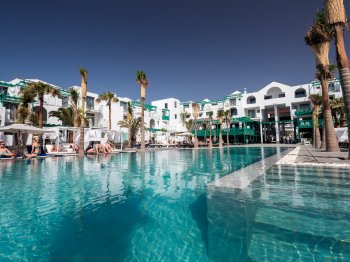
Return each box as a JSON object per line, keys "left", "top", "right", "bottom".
{"left": 0, "top": 147, "right": 349, "bottom": 261}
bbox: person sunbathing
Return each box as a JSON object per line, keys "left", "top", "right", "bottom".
{"left": 0, "top": 141, "right": 15, "bottom": 158}
{"left": 68, "top": 144, "right": 79, "bottom": 153}
{"left": 85, "top": 144, "right": 97, "bottom": 155}
{"left": 97, "top": 144, "right": 108, "bottom": 154}
{"left": 105, "top": 141, "right": 115, "bottom": 152}
{"left": 25, "top": 138, "right": 41, "bottom": 159}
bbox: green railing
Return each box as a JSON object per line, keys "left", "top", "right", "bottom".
{"left": 162, "top": 108, "right": 170, "bottom": 121}
{"left": 194, "top": 128, "right": 257, "bottom": 137}
{"left": 295, "top": 109, "right": 313, "bottom": 116}
{"left": 131, "top": 100, "right": 157, "bottom": 111}
{"left": 298, "top": 119, "right": 324, "bottom": 129}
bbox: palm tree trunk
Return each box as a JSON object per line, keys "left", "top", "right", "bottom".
{"left": 141, "top": 97, "right": 145, "bottom": 151}
{"left": 321, "top": 78, "right": 340, "bottom": 151}
{"left": 314, "top": 111, "right": 321, "bottom": 148}
{"left": 334, "top": 24, "right": 350, "bottom": 158}
{"left": 39, "top": 96, "right": 44, "bottom": 128}
{"left": 321, "top": 123, "right": 326, "bottom": 150}
{"left": 109, "top": 104, "right": 112, "bottom": 130}
{"left": 219, "top": 119, "right": 223, "bottom": 147}
{"left": 194, "top": 119, "right": 198, "bottom": 148}
{"left": 78, "top": 97, "right": 85, "bottom": 157}
{"left": 209, "top": 119, "right": 213, "bottom": 148}
{"left": 226, "top": 120, "right": 230, "bottom": 146}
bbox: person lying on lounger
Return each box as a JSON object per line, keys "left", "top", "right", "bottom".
{"left": 0, "top": 141, "right": 15, "bottom": 158}
{"left": 85, "top": 144, "right": 97, "bottom": 155}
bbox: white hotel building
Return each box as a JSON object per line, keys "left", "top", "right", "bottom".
{"left": 0, "top": 77, "right": 343, "bottom": 145}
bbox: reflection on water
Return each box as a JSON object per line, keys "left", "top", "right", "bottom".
{"left": 0, "top": 147, "right": 284, "bottom": 261}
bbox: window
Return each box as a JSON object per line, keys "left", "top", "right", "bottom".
{"left": 231, "top": 108, "right": 238, "bottom": 116}
{"left": 300, "top": 103, "right": 310, "bottom": 110}
{"left": 174, "top": 101, "right": 177, "bottom": 108}
{"left": 86, "top": 113, "right": 95, "bottom": 126}
{"left": 62, "top": 97, "right": 69, "bottom": 107}
{"left": 206, "top": 112, "right": 210, "bottom": 116}
{"left": 278, "top": 93, "right": 285, "bottom": 98}
{"left": 175, "top": 114, "right": 177, "bottom": 119}
{"left": 5, "top": 103, "right": 17, "bottom": 121}
{"left": 165, "top": 103, "right": 168, "bottom": 109}
{"left": 264, "top": 95, "right": 272, "bottom": 100}
{"left": 247, "top": 109, "right": 256, "bottom": 118}
{"left": 247, "top": 96, "right": 256, "bottom": 104}
{"left": 295, "top": 89, "right": 306, "bottom": 98}
{"left": 86, "top": 96, "right": 94, "bottom": 110}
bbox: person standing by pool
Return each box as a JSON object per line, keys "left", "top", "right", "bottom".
{"left": 0, "top": 140, "right": 15, "bottom": 158}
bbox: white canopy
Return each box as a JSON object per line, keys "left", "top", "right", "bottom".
{"left": 0, "top": 124, "right": 55, "bottom": 134}
{"left": 177, "top": 132, "right": 193, "bottom": 136}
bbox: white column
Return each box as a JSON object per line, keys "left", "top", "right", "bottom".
{"left": 274, "top": 104, "right": 280, "bottom": 143}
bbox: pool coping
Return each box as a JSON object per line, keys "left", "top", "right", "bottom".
{"left": 207, "top": 147, "right": 295, "bottom": 191}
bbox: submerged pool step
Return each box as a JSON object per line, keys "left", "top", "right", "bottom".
{"left": 248, "top": 232, "right": 350, "bottom": 261}
{"left": 254, "top": 207, "right": 350, "bottom": 242}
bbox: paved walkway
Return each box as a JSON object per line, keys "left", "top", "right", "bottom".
{"left": 296, "top": 145, "right": 350, "bottom": 165}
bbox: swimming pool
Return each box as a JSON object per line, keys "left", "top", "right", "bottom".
{"left": 0, "top": 147, "right": 348, "bottom": 261}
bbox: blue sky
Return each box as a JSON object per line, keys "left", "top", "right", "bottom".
{"left": 1, "top": 0, "right": 349, "bottom": 102}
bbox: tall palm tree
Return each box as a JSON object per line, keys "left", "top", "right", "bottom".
{"left": 136, "top": 71, "right": 148, "bottom": 151}
{"left": 310, "top": 94, "right": 323, "bottom": 148}
{"left": 223, "top": 110, "right": 231, "bottom": 146}
{"left": 217, "top": 109, "right": 224, "bottom": 147}
{"left": 79, "top": 67, "right": 88, "bottom": 157}
{"left": 324, "top": 0, "right": 350, "bottom": 157}
{"left": 208, "top": 111, "right": 213, "bottom": 148}
{"left": 118, "top": 102, "right": 141, "bottom": 148}
{"left": 192, "top": 103, "right": 200, "bottom": 148}
{"left": 21, "top": 81, "right": 60, "bottom": 128}
{"left": 305, "top": 10, "right": 339, "bottom": 152}
{"left": 96, "top": 91, "right": 119, "bottom": 130}
{"left": 331, "top": 97, "right": 346, "bottom": 127}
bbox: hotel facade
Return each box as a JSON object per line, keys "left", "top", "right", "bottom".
{"left": 0, "top": 77, "right": 343, "bottom": 145}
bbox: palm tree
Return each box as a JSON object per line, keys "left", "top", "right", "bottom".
{"left": 223, "top": 110, "right": 231, "bottom": 146}
{"left": 217, "top": 109, "right": 224, "bottom": 147}
{"left": 118, "top": 102, "right": 141, "bottom": 148}
{"left": 21, "top": 81, "right": 60, "bottom": 128}
{"left": 49, "top": 108, "right": 75, "bottom": 126}
{"left": 79, "top": 67, "right": 88, "bottom": 157}
{"left": 208, "top": 111, "right": 213, "bottom": 148}
{"left": 17, "top": 88, "right": 34, "bottom": 124}
{"left": 96, "top": 91, "right": 119, "bottom": 130}
{"left": 185, "top": 119, "right": 194, "bottom": 132}
{"left": 331, "top": 97, "right": 346, "bottom": 127}
{"left": 201, "top": 121, "right": 207, "bottom": 145}
{"left": 305, "top": 10, "right": 339, "bottom": 152}
{"left": 324, "top": 0, "right": 350, "bottom": 157}
{"left": 49, "top": 88, "right": 83, "bottom": 127}
{"left": 136, "top": 71, "right": 148, "bottom": 151}
{"left": 310, "top": 94, "right": 323, "bottom": 148}
{"left": 192, "top": 103, "right": 200, "bottom": 148}
{"left": 68, "top": 88, "right": 82, "bottom": 127}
